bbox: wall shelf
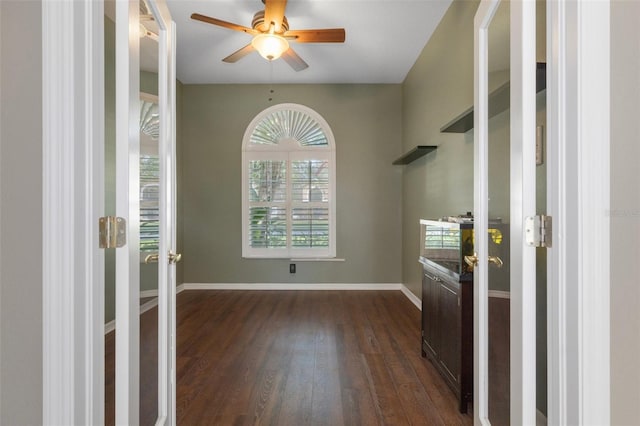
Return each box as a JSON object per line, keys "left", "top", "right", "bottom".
{"left": 440, "top": 63, "right": 547, "bottom": 134}
{"left": 392, "top": 145, "right": 437, "bottom": 165}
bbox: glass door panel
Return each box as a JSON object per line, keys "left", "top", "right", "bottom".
{"left": 486, "top": 2, "right": 510, "bottom": 424}
{"left": 140, "top": 88, "right": 160, "bottom": 423}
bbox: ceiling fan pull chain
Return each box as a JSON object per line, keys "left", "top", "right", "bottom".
{"left": 268, "top": 61, "right": 274, "bottom": 102}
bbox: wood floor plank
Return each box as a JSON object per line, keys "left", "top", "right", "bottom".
{"left": 181, "top": 293, "right": 291, "bottom": 425}
{"left": 105, "top": 290, "right": 473, "bottom": 425}
{"left": 374, "top": 292, "right": 472, "bottom": 425}
{"left": 367, "top": 297, "right": 446, "bottom": 425}
{"left": 334, "top": 323, "right": 380, "bottom": 426}
{"left": 310, "top": 304, "right": 344, "bottom": 425}
{"left": 362, "top": 353, "right": 410, "bottom": 425}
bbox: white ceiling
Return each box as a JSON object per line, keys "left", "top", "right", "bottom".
{"left": 164, "top": 0, "right": 453, "bottom": 84}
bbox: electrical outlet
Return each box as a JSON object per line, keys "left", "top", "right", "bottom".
{"left": 289, "top": 263, "right": 296, "bottom": 274}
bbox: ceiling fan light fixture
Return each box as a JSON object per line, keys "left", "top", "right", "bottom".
{"left": 251, "top": 33, "right": 289, "bottom": 61}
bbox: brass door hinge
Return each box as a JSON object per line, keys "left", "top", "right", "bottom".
{"left": 99, "top": 216, "right": 126, "bottom": 248}
{"left": 525, "top": 215, "right": 552, "bottom": 248}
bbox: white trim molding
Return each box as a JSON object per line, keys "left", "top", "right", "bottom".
{"left": 104, "top": 299, "right": 159, "bottom": 335}
{"left": 42, "top": 0, "right": 104, "bottom": 425}
{"left": 488, "top": 290, "right": 510, "bottom": 299}
{"left": 241, "top": 103, "right": 337, "bottom": 260}
{"left": 537, "top": 409, "right": 547, "bottom": 426}
{"left": 182, "top": 282, "right": 404, "bottom": 291}
{"left": 107, "top": 283, "right": 419, "bottom": 347}
{"left": 140, "top": 289, "right": 159, "bottom": 299}
{"left": 400, "top": 285, "right": 421, "bottom": 310}
{"left": 104, "top": 284, "right": 185, "bottom": 335}
{"left": 181, "top": 283, "right": 421, "bottom": 309}
{"left": 547, "top": 0, "right": 610, "bottom": 424}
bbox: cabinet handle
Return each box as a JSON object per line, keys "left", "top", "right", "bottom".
{"left": 425, "top": 273, "right": 440, "bottom": 282}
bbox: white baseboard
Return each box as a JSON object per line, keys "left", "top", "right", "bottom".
{"left": 104, "top": 319, "right": 116, "bottom": 335}
{"left": 105, "top": 283, "right": 418, "bottom": 333}
{"left": 140, "top": 289, "right": 158, "bottom": 299}
{"left": 104, "top": 284, "right": 187, "bottom": 335}
{"left": 105, "top": 300, "right": 158, "bottom": 334}
{"left": 139, "top": 297, "right": 158, "bottom": 315}
{"left": 400, "top": 285, "right": 422, "bottom": 310}
{"left": 488, "top": 290, "right": 511, "bottom": 299}
{"left": 181, "top": 282, "right": 404, "bottom": 291}
{"left": 181, "top": 283, "right": 422, "bottom": 311}
{"left": 537, "top": 409, "right": 547, "bottom": 426}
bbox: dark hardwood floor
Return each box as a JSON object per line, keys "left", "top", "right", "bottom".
{"left": 106, "top": 290, "right": 473, "bottom": 425}
{"left": 488, "top": 297, "right": 510, "bottom": 426}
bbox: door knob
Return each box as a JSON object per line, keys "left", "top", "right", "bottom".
{"left": 464, "top": 253, "right": 479, "bottom": 270}
{"left": 145, "top": 252, "right": 182, "bottom": 264}
{"left": 464, "top": 253, "right": 503, "bottom": 270}
{"left": 488, "top": 255, "right": 504, "bottom": 268}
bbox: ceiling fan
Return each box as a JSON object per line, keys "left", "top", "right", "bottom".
{"left": 191, "top": 0, "right": 346, "bottom": 71}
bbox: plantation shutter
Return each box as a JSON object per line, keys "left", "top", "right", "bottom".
{"left": 140, "top": 98, "right": 160, "bottom": 252}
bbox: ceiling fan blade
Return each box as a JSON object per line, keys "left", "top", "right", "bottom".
{"left": 281, "top": 47, "right": 308, "bottom": 72}
{"left": 191, "top": 13, "right": 258, "bottom": 35}
{"left": 222, "top": 44, "right": 255, "bottom": 63}
{"left": 263, "top": 0, "right": 287, "bottom": 33}
{"left": 284, "top": 28, "right": 345, "bottom": 43}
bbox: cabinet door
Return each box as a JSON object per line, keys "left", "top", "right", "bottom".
{"left": 422, "top": 271, "right": 439, "bottom": 358}
{"left": 438, "top": 279, "right": 461, "bottom": 387}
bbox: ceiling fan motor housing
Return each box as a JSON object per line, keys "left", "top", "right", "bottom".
{"left": 252, "top": 10, "right": 289, "bottom": 33}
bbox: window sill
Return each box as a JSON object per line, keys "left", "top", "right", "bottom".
{"left": 289, "top": 258, "right": 345, "bottom": 262}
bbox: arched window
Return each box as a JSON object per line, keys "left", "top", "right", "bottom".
{"left": 242, "top": 103, "right": 336, "bottom": 258}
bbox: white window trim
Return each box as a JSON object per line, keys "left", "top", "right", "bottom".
{"left": 241, "top": 103, "right": 336, "bottom": 259}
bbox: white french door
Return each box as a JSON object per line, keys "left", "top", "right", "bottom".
{"left": 473, "top": 0, "right": 537, "bottom": 425}
{"left": 115, "top": 0, "right": 177, "bottom": 424}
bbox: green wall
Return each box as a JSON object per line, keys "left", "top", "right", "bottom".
{"left": 610, "top": 1, "right": 640, "bottom": 424}
{"left": 401, "top": 0, "right": 479, "bottom": 297}
{"left": 180, "top": 84, "right": 403, "bottom": 284}
{"left": 105, "top": 16, "right": 116, "bottom": 323}
{"left": 0, "top": 1, "right": 43, "bottom": 423}
{"left": 400, "top": 0, "right": 548, "bottom": 414}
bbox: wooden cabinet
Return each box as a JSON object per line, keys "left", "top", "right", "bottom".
{"left": 421, "top": 263, "right": 473, "bottom": 413}
{"left": 438, "top": 279, "right": 461, "bottom": 386}
{"left": 421, "top": 271, "right": 439, "bottom": 358}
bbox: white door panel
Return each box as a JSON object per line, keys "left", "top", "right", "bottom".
{"left": 115, "top": 0, "right": 140, "bottom": 423}
{"left": 115, "top": 0, "right": 176, "bottom": 424}
{"left": 473, "top": 0, "right": 537, "bottom": 424}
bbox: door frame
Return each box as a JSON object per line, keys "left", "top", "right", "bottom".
{"left": 42, "top": 0, "right": 104, "bottom": 424}
{"left": 546, "top": 0, "right": 610, "bottom": 424}
{"left": 41, "top": 0, "right": 611, "bottom": 424}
